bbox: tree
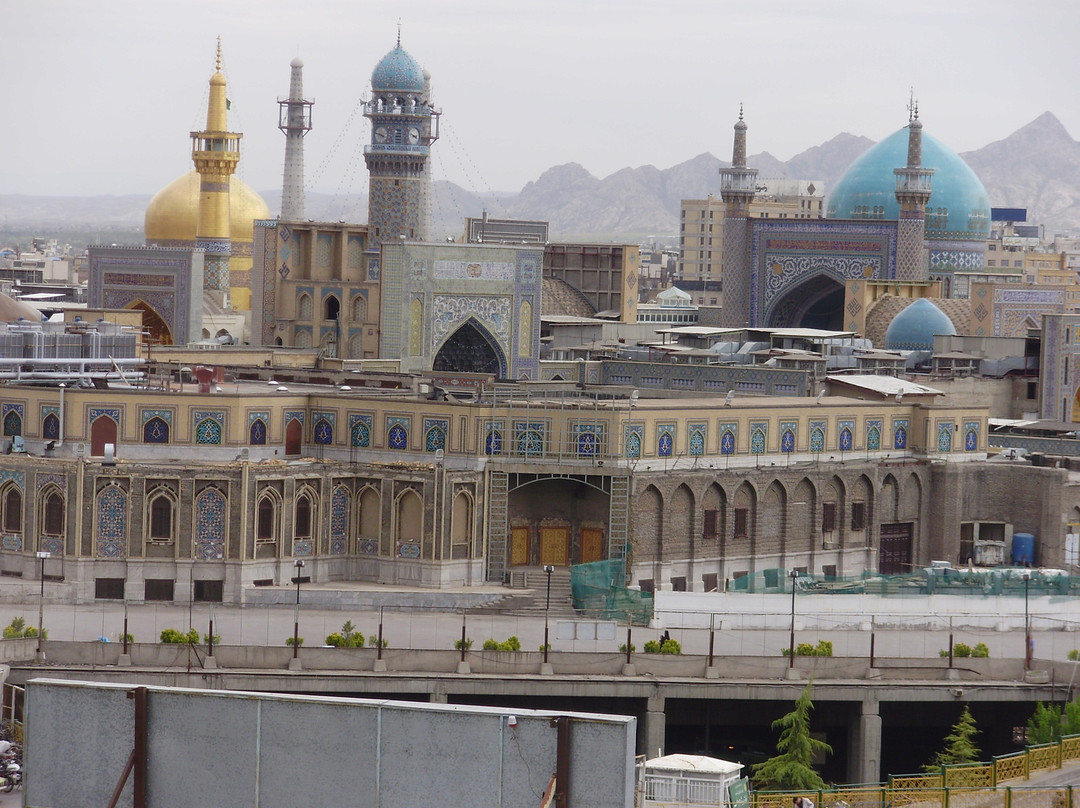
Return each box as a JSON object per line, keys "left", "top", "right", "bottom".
{"left": 1027, "top": 699, "right": 1080, "bottom": 745}
{"left": 924, "top": 707, "right": 980, "bottom": 771}
{"left": 752, "top": 681, "right": 832, "bottom": 790}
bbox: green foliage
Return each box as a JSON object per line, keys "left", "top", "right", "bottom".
{"left": 204, "top": 633, "right": 221, "bottom": 646}
{"left": 539, "top": 643, "right": 551, "bottom": 653}
{"left": 482, "top": 638, "right": 500, "bottom": 651}
{"left": 971, "top": 643, "right": 989, "bottom": 658}
{"left": 924, "top": 707, "right": 980, "bottom": 771}
{"left": 751, "top": 681, "right": 832, "bottom": 790}
{"left": 326, "top": 621, "right": 365, "bottom": 648}
{"left": 939, "top": 642, "right": 988, "bottom": 658}
{"left": 643, "top": 640, "right": 662, "bottom": 653}
{"left": 482, "top": 636, "right": 521, "bottom": 651}
{"left": 1027, "top": 698, "right": 1080, "bottom": 745}
{"left": 159, "top": 628, "right": 186, "bottom": 644}
{"left": 1069, "top": 649, "right": 1079, "bottom": 661}
{"left": 286, "top": 636, "right": 304, "bottom": 647}
{"left": 781, "top": 641, "right": 832, "bottom": 657}
{"left": 1, "top": 617, "right": 43, "bottom": 640}
{"left": 618, "top": 643, "right": 636, "bottom": 653}
{"left": 454, "top": 638, "right": 473, "bottom": 651}
{"left": 954, "top": 643, "right": 972, "bottom": 658}
{"left": 644, "top": 638, "right": 682, "bottom": 654}
{"left": 119, "top": 633, "right": 134, "bottom": 644}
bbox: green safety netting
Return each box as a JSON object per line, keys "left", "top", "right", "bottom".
{"left": 571, "top": 558, "right": 654, "bottom": 625}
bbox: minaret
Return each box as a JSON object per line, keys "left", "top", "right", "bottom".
{"left": 191, "top": 38, "right": 241, "bottom": 307}
{"left": 363, "top": 31, "right": 439, "bottom": 252}
{"left": 719, "top": 107, "right": 758, "bottom": 327}
{"left": 893, "top": 102, "right": 934, "bottom": 282}
{"left": 278, "top": 57, "right": 313, "bottom": 221}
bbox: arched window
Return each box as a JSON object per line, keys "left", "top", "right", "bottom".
{"left": 388, "top": 423, "right": 408, "bottom": 450}
{"left": 867, "top": 425, "right": 881, "bottom": 451}
{"left": 2, "top": 410, "right": 21, "bottom": 437}
{"left": 810, "top": 427, "right": 825, "bottom": 453}
{"left": 720, "top": 430, "right": 735, "bottom": 455}
{"left": 657, "top": 429, "right": 674, "bottom": 457}
{"left": 147, "top": 489, "right": 175, "bottom": 541}
{"left": 256, "top": 494, "right": 277, "bottom": 544}
{"left": 485, "top": 428, "right": 502, "bottom": 456}
{"left": 781, "top": 429, "right": 796, "bottom": 453}
{"left": 352, "top": 295, "right": 368, "bottom": 323}
{"left": 839, "top": 428, "right": 853, "bottom": 451}
{"left": 285, "top": 418, "right": 302, "bottom": 455}
{"left": 425, "top": 425, "right": 445, "bottom": 453}
{"left": 894, "top": 425, "right": 907, "bottom": 450}
{"left": 625, "top": 430, "right": 641, "bottom": 459}
{"left": 143, "top": 417, "right": 170, "bottom": 444}
{"left": 313, "top": 418, "right": 333, "bottom": 445}
{"left": 295, "top": 493, "right": 312, "bottom": 539}
{"left": 195, "top": 487, "right": 226, "bottom": 560}
{"left": 195, "top": 418, "right": 222, "bottom": 445}
{"left": 688, "top": 428, "right": 705, "bottom": 457}
{"left": 297, "top": 294, "right": 313, "bottom": 320}
{"left": 249, "top": 418, "right": 267, "bottom": 445}
{"left": 1, "top": 485, "right": 21, "bottom": 535}
{"left": 351, "top": 419, "right": 371, "bottom": 448}
{"left": 90, "top": 415, "right": 117, "bottom": 456}
{"left": 294, "top": 488, "right": 316, "bottom": 556}
{"left": 42, "top": 412, "right": 60, "bottom": 440}
{"left": 42, "top": 488, "right": 64, "bottom": 537}
{"left": 324, "top": 295, "right": 340, "bottom": 321}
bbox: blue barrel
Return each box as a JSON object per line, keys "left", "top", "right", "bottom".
{"left": 1012, "top": 532, "right": 1036, "bottom": 565}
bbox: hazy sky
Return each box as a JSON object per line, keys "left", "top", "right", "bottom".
{"left": 4, "top": 0, "right": 1077, "bottom": 201}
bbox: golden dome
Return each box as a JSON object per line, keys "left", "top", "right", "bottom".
{"left": 144, "top": 170, "right": 271, "bottom": 246}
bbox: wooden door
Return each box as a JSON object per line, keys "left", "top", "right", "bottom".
{"left": 580, "top": 528, "right": 604, "bottom": 564}
{"left": 540, "top": 526, "right": 569, "bottom": 566}
{"left": 510, "top": 527, "right": 530, "bottom": 566}
{"left": 90, "top": 416, "right": 117, "bottom": 457}
{"left": 879, "top": 522, "right": 913, "bottom": 575}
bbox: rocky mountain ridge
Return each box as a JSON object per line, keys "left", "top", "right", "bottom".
{"left": 2, "top": 113, "right": 1077, "bottom": 245}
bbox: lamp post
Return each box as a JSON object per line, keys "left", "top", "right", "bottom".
{"left": 788, "top": 569, "right": 799, "bottom": 668}
{"left": 543, "top": 564, "right": 555, "bottom": 664}
{"left": 1022, "top": 571, "right": 1031, "bottom": 670}
{"left": 292, "top": 559, "right": 306, "bottom": 660}
{"left": 36, "top": 551, "right": 50, "bottom": 659}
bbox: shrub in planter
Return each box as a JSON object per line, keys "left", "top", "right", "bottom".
{"left": 953, "top": 643, "right": 972, "bottom": 658}
{"left": 3, "top": 617, "right": 44, "bottom": 640}
{"left": 454, "top": 638, "right": 473, "bottom": 651}
{"left": 1069, "top": 649, "right": 1079, "bottom": 661}
{"left": 659, "top": 639, "right": 682, "bottom": 655}
{"left": 539, "top": 643, "right": 551, "bottom": 653}
{"left": 618, "top": 643, "right": 636, "bottom": 653}
{"left": 326, "top": 621, "right": 365, "bottom": 648}
{"left": 971, "top": 643, "right": 989, "bottom": 658}
{"left": 482, "top": 636, "right": 521, "bottom": 651}
{"left": 285, "top": 636, "right": 304, "bottom": 647}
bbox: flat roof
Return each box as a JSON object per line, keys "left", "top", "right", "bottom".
{"left": 826, "top": 375, "right": 943, "bottom": 397}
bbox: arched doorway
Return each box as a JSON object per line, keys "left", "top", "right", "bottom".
{"left": 126, "top": 300, "right": 172, "bottom": 345}
{"left": 90, "top": 415, "right": 117, "bottom": 456}
{"left": 285, "top": 418, "right": 302, "bottom": 456}
{"left": 767, "top": 274, "right": 847, "bottom": 330}
{"left": 433, "top": 319, "right": 505, "bottom": 376}
{"left": 507, "top": 475, "right": 610, "bottom": 567}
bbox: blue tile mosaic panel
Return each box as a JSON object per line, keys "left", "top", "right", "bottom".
{"left": 688, "top": 424, "right": 706, "bottom": 457}
{"left": 964, "top": 421, "right": 979, "bottom": 452}
{"left": 1, "top": 404, "right": 23, "bottom": 438}
{"left": 313, "top": 418, "right": 334, "bottom": 445}
{"left": 719, "top": 423, "right": 737, "bottom": 455}
{"left": 938, "top": 421, "right": 954, "bottom": 452}
{"left": 330, "top": 485, "right": 348, "bottom": 555}
{"left": 893, "top": 419, "right": 908, "bottom": 450}
{"left": 143, "top": 417, "right": 170, "bottom": 444}
{"left": 193, "top": 411, "right": 225, "bottom": 445}
{"left": 387, "top": 416, "right": 410, "bottom": 450}
{"left": 838, "top": 420, "right": 854, "bottom": 451}
{"left": 866, "top": 419, "right": 882, "bottom": 451}
{"left": 809, "top": 420, "right": 826, "bottom": 453}
{"left": 350, "top": 414, "right": 373, "bottom": 448}
{"left": 625, "top": 425, "right": 643, "bottom": 459}
{"left": 484, "top": 420, "right": 504, "bottom": 456}
{"left": 249, "top": 419, "right": 267, "bottom": 445}
{"left": 750, "top": 422, "right": 768, "bottom": 455}
{"left": 96, "top": 484, "right": 127, "bottom": 558}
{"left": 195, "top": 487, "right": 226, "bottom": 560}
{"left": 42, "top": 410, "right": 60, "bottom": 440}
{"left": 780, "top": 421, "right": 797, "bottom": 454}
{"left": 514, "top": 422, "right": 545, "bottom": 457}
{"left": 657, "top": 424, "right": 675, "bottom": 457}
{"left": 424, "top": 418, "right": 448, "bottom": 453}
{"left": 574, "top": 423, "right": 603, "bottom": 457}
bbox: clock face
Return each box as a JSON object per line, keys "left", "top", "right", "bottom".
{"left": 408, "top": 127, "right": 420, "bottom": 145}
{"left": 374, "top": 126, "right": 388, "bottom": 144}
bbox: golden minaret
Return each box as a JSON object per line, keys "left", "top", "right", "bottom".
{"left": 191, "top": 38, "right": 242, "bottom": 307}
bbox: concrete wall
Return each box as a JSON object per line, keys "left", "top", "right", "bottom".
{"left": 26, "top": 678, "right": 637, "bottom": 808}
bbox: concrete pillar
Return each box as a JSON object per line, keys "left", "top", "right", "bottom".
{"left": 849, "top": 696, "right": 881, "bottom": 784}
{"left": 644, "top": 695, "right": 666, "bottom": 759}
{"left": 429, "top": 691, "right": 449, "bottom": 704}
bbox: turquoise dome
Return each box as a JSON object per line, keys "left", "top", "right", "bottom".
{"left": 827, "top": 127, "right": 991, "bottom": 242}
{"left": 371, "top": 46, "right": 425, "bottom": 93}
{"left": 884, "top": 298, "right": 956, "bottom": 351}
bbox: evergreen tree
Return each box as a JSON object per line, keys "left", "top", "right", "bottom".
{"left": 1027, "top": 699, "right": 1080, "bottom": 745}
{"left": 752, "top": 681, "right": 832, "bottom": 790}
{"left": 924, "top": 707, "right": 980, "bottom": 771}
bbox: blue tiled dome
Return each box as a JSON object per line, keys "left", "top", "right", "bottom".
{"left": 884, "top": 298, "right": 956, "bottom": 351}
{"left": 827, "top": 127, "right": 991, "bottom": 242}
{"left": 371, "top": 46, "right": 425, "bottom": 93}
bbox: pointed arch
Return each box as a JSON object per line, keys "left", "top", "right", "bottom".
{"left": 2, "top": 410, "right": 21, "bottom": 437}
{"left": 432, "top": 318, "right": 506, "bottom": 376}
{"left": 357, "top": 485, "right": 383, "bottom": 554}
{"left": 313, "top": 417, "right": 333, "bottom": 445}
{"left": 396, "top": 488, "right": 425, "bottom": 557}
{"left": 329, "top": 484, "right": 349, "bottom": 555}
{"left": 90, "top": 414, "right": 118, "bottom": 457}
{"left": 96, "top": 483, "right": 128, "bottom": 558}
{"left": 249, "top": 418, "right": 267, "bottom": 445}
{"left": 636, "top": 485, "right": 664, "bottom": 586}
{"left": 42, "top": 412, "right": 60, "bottom": 440}
{"left": 324, "top": 294, "right": 341, "bottom": 321}
{"left": 850, "top": 475, "right": 873, "bottom": 547}
{"left": 285, "top": 417, "right": 303, "bottom": 455}
{"left": 451, "top": 489, "right": 474, "bottom": 560}
{"left": 670, "top": 484, "right": 695, "bottom": 566}
{"left": 297, "top": 293, "right": 313, "bottom": 320}
{"left": 39, "top": 484, "right": 65, "bottom": 549}
{"left": 143, "top": 416, "right": 170, "bottom": 444}
{"left": 293, "top": 484, "right": 318, "bottom": 556}
{"left": 146, "top": 485, "right": 177, "bottom": 542}
{"left": 791, "top": 478, "right": 816, "bottom": 554}
{"left": 195, "top": 417, "right": 222, "bottom": 445}
{"left": 760, "top": 481, "right": 787, "bottom": 557}
{"left": 255, "top": 488, "right": 281, "bottom": 557}
{"left": 0, "top": 482, "right": 22, "bottom": 540}
{"left": 352, "top": 294, "right": 368, "bottom": 323}
{"left": 880, "top": 474, "right": 899, "bottom": 524}
{"left": 822, "top": 476, "right": 844, "bottom": 549}
{"left": 901, "top": 472, "right": 923, "bottom": 523}
{"left": 702, "top": 482, "right": 726, "bottom": 547}
{"left": 195, "top": 486, "right": 226, "bottom": 560}
{"left": 126, "top": 299, "right": 172, "bottom": 345}
{"left": 731, "top": 482, "right": 756, "bottom": 563}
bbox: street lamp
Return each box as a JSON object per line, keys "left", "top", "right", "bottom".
{"left": 788, "top": 569, "right": 799, "bottom": 668}
{"left": 36, "top": 551, "right": 51, "bottom": 659}
{"left": 1022, "top": 571, "right": 1031, "bottom": 670}
{"left": 292, "top": 559, "right": 306, "bottom": 660}
{"left": 543, "top": 565, "right": 555, "bottom": 664}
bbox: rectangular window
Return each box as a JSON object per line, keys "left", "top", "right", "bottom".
{"left": 822, "top": 564, "right": 837, "bottom": 578}
{"left": 638, "top": 578, "right": 655, "bottom": 594}
{"left": 822, "top": 503, "right": 837, "bottom": 533}
{"left": 703, "top": 509, "right": 718, "bottom": 539}
{"left": 671, "top": 576, "right": 687, "bottom": 592}
{"left": 702, "top": 573, "right": 719, "bottom": 592}
{"left": 851, "top": 502, "right": 866, "bottom": 531}
{"left": 193, "top": 580, "right": 224, "bottom": 603}
{"left": 95, "top": 578, "right": 125, "bottom": 600}
{"left": 144, "top": 579, "right": 175, "bottom": 602}
{"left": 734, "top": 507, "right": 748, "bottom": 538}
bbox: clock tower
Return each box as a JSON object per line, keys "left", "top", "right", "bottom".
{"left": 364, "top": 35, "right": 439, "bottom": 253}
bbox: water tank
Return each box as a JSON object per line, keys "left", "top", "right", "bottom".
{"left": 1011, "top": 532, "right": 1036, "bottom": 565}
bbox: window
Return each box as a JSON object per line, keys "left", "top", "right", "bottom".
{"left": 95, "top": 578, "right": 125, "bottom": 599}
{"left": 295, "top": 493, "right": 313, "bottom": 539}
{"left": 638, "top": 578, "right": 655, "bottom": 594}
{"left": 671, "top": 576, "right": 687, "bottom": 592}
{"left": 703, "top": 509, "right": 718, "bottom": 539}
{"left": 144, "top": 579, "right": 175, "bottom": 602}
{"left": 148, "top": 493, "right": 174, "bottom": 541}
{"left": 851, "top": 502, "right": 866, "bottom": 531}
{"left": 43, "top": 490, "right": 64, "bottom": 536}
{"left": 702, "top": 573, "right": 719, "bottom": 593}
{"left": 2, "top": 487, "right": 21, "bottom": 534}
{"left": 822, "top": 503, "right": 837, "bottom": 533}
{"left": 734, "top": 507, "right": 748, "bottom": 538}
{"left": 193, "top": 580, "right": 224, "bottom": 602}
{"left": 257, "top": 497, "right": 276, "bottom": 542}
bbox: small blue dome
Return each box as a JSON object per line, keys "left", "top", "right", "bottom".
{"left": 371, "top": 46, "right": 425, "bottom": 93}
{"left": 884, "top": 298, "right": 956, "bottom": 351}
{"left": 827, "top": 127, "right": 991, "bottom": 242}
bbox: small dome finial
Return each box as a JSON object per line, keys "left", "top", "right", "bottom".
{"left": 216, "top": 36, "right": 223, "bottom": 72}
{"left": 397, "top": 19, "right": 402, "bottom": 47}
{"left": 738, "top": 103, "right": 744, "bottom": 122}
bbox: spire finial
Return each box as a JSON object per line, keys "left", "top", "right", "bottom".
{"left": 216, "top": 36, "right": 223, "bottom": 72}
{"left": 907, "top": 87, "right": 915, "bottom": 121}
{"left": 397, "top": 20, "right": 402, "bottom": 47}
{"left": 738, "top": 103, "right": 744, "bottom": 122}
{"left": 913, "top": 101, "right": 919, "bottom": 121}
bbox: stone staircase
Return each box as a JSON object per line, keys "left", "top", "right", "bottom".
{"left": 479, "top": 566, "right": 577, "bottom": 616}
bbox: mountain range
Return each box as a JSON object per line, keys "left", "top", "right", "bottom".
{"left": 2, "top": 112, "right": 1078, "bottom": 246}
